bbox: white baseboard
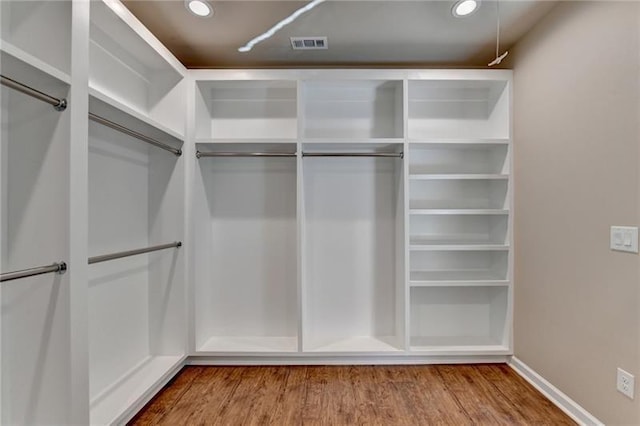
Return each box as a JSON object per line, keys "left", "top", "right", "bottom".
{"left": 186, "top": 354, "right": 510, "bottom": 366}
{"left": 509, "top": 356, "right": 603, "bottom": 426}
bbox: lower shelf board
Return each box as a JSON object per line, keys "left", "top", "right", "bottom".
{"left": 410, "top": 336, "right": 508, "bottom": 353}
{"left": 198, "top": 336, "right": 299, "bottom": 353}
{"left": 410, "top": 270, "right": 507, "bottom": 283}
{"left": 90, "top": 355, "right": 184, "bottom": 426}
{"left": 305, "top": 336, "right": 403, "bottom": 353}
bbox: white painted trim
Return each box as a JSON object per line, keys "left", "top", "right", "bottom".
{"left": 187, "top": 355, "right": 510, "bottom": 366}
{"left": 509, "top": 357, "right": 604, "bottom": 426}
{"left": 116, "top": 358, "right": 186, "bottom": 426}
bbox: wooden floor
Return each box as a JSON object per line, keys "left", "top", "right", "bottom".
{"left": 129, "top": 364, "right": 575, "bottom": 425}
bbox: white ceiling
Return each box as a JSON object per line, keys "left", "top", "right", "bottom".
{"left": 122, "top": 0, "right": 558, "bottom": 68}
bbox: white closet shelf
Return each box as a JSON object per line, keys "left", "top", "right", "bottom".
{"left": 195, "top": 138, "right": 298, "bottom": 145}
{"left": 197, "top": 336, "right": 298, "bottom": 353}
{"left": 409, "top": 174, "right": 508, "bottom": 180}
{"left": 409, "top": 235, "right": 508, "bottom": 246}
{"left": 90, "top": 355, "right": 184, "bottom": 426}
{"left": 305, "top": 336, "right": 403, "bottom": 353}
{"left": 410, "top": 270, "right": 508, "bottom": 285}
{"left": 1, "top": 42, "right": 71, "bottom": 85}
{"left": 410, "top": 280, "right": 509, "bottom": 288}
{"left": 410, "top": 244, "right": 510, "bottom": 251}
{"left": 408, "top": 138, "right": 510, "bottom": 145}
{"left": 410, "top": 209, "right": 509, "bottom": 215}
{"left": 410, "top": 338, "right": 509, "bottom": 354}
{"left": 301, "top": 138, "right": 405, "bottom": 145}
{"left": 89, "top": 87, "right": 185, "bottom": 142}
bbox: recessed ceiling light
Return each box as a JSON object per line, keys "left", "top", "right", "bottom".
{"left": 452, "top": 0, "right": 480, "bottom": 17}
{"left": 186, "top": 0, "right": 213, "bottom": 17}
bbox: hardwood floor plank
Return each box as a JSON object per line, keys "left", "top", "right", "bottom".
{"left": 130, "top": 364, "right": 575, "bottom": 426}
{"left": 398, "top": 365, "right": 471, "bottom": 425}
{"left": 437, "top": 364, "right": 533, "bottom": 425}
{"left": 214, "top": 366, "right": 268, "bottom": 425}
{"left": 128, "top": 366, "right": 204, "bottom": 426}
{"left": 325, "top": 366, "right": 356, "bottom": 425}
{"left": 243, "top": 366, "right": 290, "bottom": 426}
{"left": 476, "top": 364, "right": 576, "bottom": 425}
{"left": 155, "top": 367, "right": 244, "bottom": 425}
{"left": 301, "top": 366, "right": 332, "bottom": 424}
{"left": 269, "top": 366, "right": 307, "bottom": 425}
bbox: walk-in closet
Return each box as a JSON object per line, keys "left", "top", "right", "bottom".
{"left": 2, "top": 0, "right": 638, "bottom": 424}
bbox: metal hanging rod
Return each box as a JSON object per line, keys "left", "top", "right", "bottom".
{"left": 89, "top": 113, "right": 182, "bottom": 157}
{"left": 303, "top": 152, "right": 404, "bottom": 158}
{"left": 196, "top": 151, "right": 297, "bottom": 158}
{"left": 88, "top": 241, "right": 182, "bottom": 265}
{"left": 0, "top": 74, "right": 67, "bottom": 111}
{"left": 1, "top": 262, "right": 67, "bottom": 283}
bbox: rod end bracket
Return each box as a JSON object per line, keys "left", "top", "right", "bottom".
{"left": 54, "top": 99, "right": 67, "bottom": 112}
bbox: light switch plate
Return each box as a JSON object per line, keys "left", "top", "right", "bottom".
{"left": 610, "top": 226, "right": 638, "bottom": 253}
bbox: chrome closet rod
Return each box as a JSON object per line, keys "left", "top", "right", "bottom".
{"left": 89, "top": 113, "right": 182, "bottom": 157}
{"left": 0, "top": 74, "right": 67, "bottom": 111}
{"left": 0, "top": 262, "right": 67, "bottom": 283}
{"left": 302, "top": 152, "right": 404, "bottom": 158}
{"left": 196, "top": 151, "right": 297, "bottom": 158}
{"left": 88, "top": 242, "right": 182, "bottom": 265}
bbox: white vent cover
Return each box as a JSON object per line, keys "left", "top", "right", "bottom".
{"left": 290, "top": 37, "right": 328, "bottom": 50}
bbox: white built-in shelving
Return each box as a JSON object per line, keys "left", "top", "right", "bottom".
{"left": 1, "top": 1, "right": 73, "bottom": 424}
{"left": 89, "top": 0, "right": 186, "bottom": 139}
{"left": 195, "top": 80, "right": 297, "bottom": 141}
{"left": 410, "top": 286, "right": 510, "bottom": 353}
{"left": 407, "top": 80, "right": 509, "bottom": 140}
{"left": 406, "top": 77, "right": 512, "bottom": 354}
{"left": 302, "top": 79, "right": 404, "bottom": 140}
{"left": 86, "top": 1, "right": 186, "bottom": 424}
{"left": 191, "top": 70, "right": 511, "bottom": 357}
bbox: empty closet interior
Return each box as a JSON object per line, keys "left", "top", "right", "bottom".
{"left": 193, "top": 142, "right": 298, "bottom": 353}
{"left": 302, "top": 143, "right": 405, "bottom": 352}
{"left": 1, "top": 0, "right": 516, "bottom": 423}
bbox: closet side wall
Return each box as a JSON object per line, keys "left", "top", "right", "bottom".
{"left": 510, "top": 2, "right": 640, "bottom": 423}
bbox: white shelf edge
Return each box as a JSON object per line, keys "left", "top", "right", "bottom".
{"left": 195, "top": 138, "right": 299, "bottom": 145}
{"left": 409, "top": 281, "right": 510, "bottom": 287}
{"left": 0, "top": 40, "right": 71, "bottom": 85}
{"left": 301, "top": 138, "right": 405, "bottom": 144}
{"left": 89, "top": 85, "right": 185, "bottom": 141}
{"left": 409, "top": 174, "right": 509, "bottom": 180}
{"left": 407, "top": 138, "right": 510, "bottom": 145}
{"left": 409, "top": 244, "right": 510, "bottom": 251}
{"left": 303, "top": 336, "right": 404, "bottom": 353}
{"left": 410, "top": 209, "right": 510, "bottom": 215}
{"left": 409, "top": 345, "right": 510, "bottom": 355}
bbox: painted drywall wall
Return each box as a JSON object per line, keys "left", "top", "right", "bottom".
{"left": 510, "top": 1, "right": 640, "bottom": 424}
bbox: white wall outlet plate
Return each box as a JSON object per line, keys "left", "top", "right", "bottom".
{"left": 617, "top": 368, "right": 635, "bottom": 399}
{"left": 610, "top": 226, "right": 638, "bottom": 253}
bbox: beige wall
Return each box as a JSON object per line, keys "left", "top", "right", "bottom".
{"left": 510, "top": 2, "right": 640, "bottom": 424}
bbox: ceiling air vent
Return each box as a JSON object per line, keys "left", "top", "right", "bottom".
{"left": 290, "top": 37, "right": 328, "bottom": 50}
